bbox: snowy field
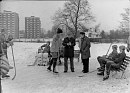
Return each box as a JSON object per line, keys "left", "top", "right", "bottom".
{"left": 1, "top": 42, "right": 130, "bottom": 93}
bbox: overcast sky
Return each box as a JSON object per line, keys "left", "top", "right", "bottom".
{"left": 1, "top": 0, "right": 130, "bottom": 32}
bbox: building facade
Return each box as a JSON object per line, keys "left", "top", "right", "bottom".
{"left": 25, "top": 16, "right": 41, "bottom": 39}
{"left": 0, "top": 10, "right": 19, "bottom": 39}
{"left": 85, "top": 28, "right": 101, "bottom": 38}
{"left": 19, "top": 30, "right": 25, "bottom": 38}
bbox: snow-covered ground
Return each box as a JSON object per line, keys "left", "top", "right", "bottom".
{"left": 1, "top": 42, "right": 130, "bottom": 93}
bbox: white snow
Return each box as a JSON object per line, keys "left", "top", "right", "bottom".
{"left": 1, "top": 42, "right": 130, "bottom": 93}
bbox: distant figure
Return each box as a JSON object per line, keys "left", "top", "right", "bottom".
{"left": 97, "top": 45, "right": 118, "bottom": 75}
{"left": 39, "top": 41, "right": 51, "bottom": 54}
{"left": 32, "top": 41, "right": 51, "bottom": 66}
{"left": 47, "top": 28, "right": 63, "bottom": 73}
{"left": 62, "top": 32, "right": 75, "bottom": 73}
{"left": 127, "top": 35, "right": 130, "bottom": 52}
{"left": 79, "top": 32, "right": 91, "bottom": 73}
{"left": 103, "top": 45, "right": 126, "bottom": 81}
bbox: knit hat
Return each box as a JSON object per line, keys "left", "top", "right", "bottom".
{"left": 57, "top": 28, "right": 63, "bottom": 34}
{"left": 112, "top": 45, "right": 117, "bottom": 49}
{"left": 119, "top": 45, "right": 125, "bottom": 50}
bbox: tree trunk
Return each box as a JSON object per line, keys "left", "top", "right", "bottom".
{"left": 74, "top": 0, "right": 81, "bottom": 39}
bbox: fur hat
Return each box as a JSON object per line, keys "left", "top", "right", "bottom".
{"left": 57, "top": 28, "right": 63, "bottom": 34}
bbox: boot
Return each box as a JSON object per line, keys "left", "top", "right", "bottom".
{"left": 97, "top": 71, "right": 104, "bottom": 76}
{"left": 98, "top": 68, "right": 105, "bottom": 72}
{"left": 2, "top": 74, "right": 10, "bottom": 78}
{"left": 103, "top": 75, "right": 109, "bottom": 81}
{"left": 53, "top": 61, "right": 58, "bottom": 73}
{"left": 47, "top": 66, "right": 52, "bottom": 71}
{"left": 47, "top": 59, "right": 53, "bottom": 71}
{"left": 97, "top": 67, "right": 102, "bottom": 70}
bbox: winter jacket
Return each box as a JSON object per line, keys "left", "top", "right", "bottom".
{"left": 113, "top": 51, "right": 126, "bottom": 67}
{"left": 50, "top": 34, "right": 62, "bottom": 53}
{"left": 108, "top": 50, "right": 118, "bottom": 60}
{"left": 62, "top": 37, "right": 75, "bottom": 57}
{"left": 80, "top": 36, "right": 91, "bottom": 59}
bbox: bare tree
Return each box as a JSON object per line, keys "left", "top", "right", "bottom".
{"left": 52, "top": 0, "right": 95, "bottom": 38}
{"left": 120, "top": 8, "right": 130, "bottom": 33}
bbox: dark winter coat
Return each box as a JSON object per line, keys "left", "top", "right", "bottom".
{"left": 80, "top": 36, "right": 91, "bottom": 59}
{"left": 62, "top": 37, "right": 75, "bottom": 57}
{"left": 113, "top": 51, "right": 126, "bottom": 67}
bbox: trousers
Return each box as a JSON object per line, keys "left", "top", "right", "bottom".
{"left": 82, "top": 58, "right": 89, "bottom": 72}
{"left": 64, "top": 57, "right": 74, "bottom": 72}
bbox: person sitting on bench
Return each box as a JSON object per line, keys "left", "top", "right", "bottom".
{"left": 97, "top": 45, "right": 118, "bottom": 75}
{"left": 103, "top": 45, "right": 126, "bottom": 81}
{"left": 32, "top": 41, "right": 51, "bottom": 66}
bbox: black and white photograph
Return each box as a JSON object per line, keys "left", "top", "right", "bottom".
{"left": 0, "top": 0, "right": 130, "bottom": 93}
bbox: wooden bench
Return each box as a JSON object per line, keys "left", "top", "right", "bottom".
{"left": 74, "top": 50, "right": 80, "bottom": 62}
{"left": 111, "top": 56, "right": 130, "bottom": 79}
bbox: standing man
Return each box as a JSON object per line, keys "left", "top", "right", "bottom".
{"left": 62, "top": 32, "right": 76, "bottom": 73}
{"left": 79, "top": 32, "right": 91, "bottom": 73}
{"left": 47, "top": 28, "right": 63, "bottom": 73}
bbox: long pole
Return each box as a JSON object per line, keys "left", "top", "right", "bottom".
{"left": 11, "top": 46, "right": 16, "bottom": 80}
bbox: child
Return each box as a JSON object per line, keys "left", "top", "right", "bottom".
{"left": 32, "top": 41, "right": 51, "bottom": 66}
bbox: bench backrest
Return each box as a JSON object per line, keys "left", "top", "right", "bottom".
{"left": 119, "top": 56, "right": 130, "bottom": 71}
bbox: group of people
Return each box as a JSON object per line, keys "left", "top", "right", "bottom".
{"left": 0, "top": 29, "right": 14, "bottom": 78}
{"left": 42, "top": 28, "right": 130, "bottom": 81}
{"left": 45, "top": 28, "right": 91, "bottom": 74}
{"left": 0, "top": 27, "right": 130, "bottom": 81}
{"left": 97, "top": 45, "right": 126, "bottom": 80}
{"left": 96, "top": 35, "right": 130, "bottom": 80}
